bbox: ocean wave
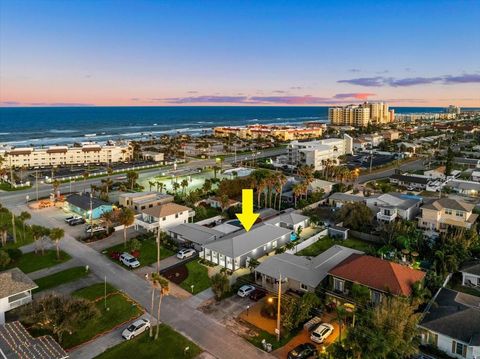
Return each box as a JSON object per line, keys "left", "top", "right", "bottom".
{"left": 49, "top": 129, "right": 78, "bottom": 133}
{"left": 0, "top": 132, "right": 11, "bottom": 135}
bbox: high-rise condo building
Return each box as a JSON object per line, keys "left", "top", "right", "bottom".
{"left": 328, "top": 102, "right": 394, "bottom": 127}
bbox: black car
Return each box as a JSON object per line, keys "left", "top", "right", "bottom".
{"left": 287, "top": 343, "right": 318, "bottom": 359}
{"left": 69, "top": 217, "right": 86, "bottom": 226}
{"left": 248, "top": 288, "right": 267, "bottom": 301}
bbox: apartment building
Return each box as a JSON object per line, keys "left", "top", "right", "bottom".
{"left": 118, "top": 192, "right": 173, "bottom": 212}
{"left": 418, "top": 198, "right": 478, "bottom": 234}
{"left": 0, "top": 142, "right": 133, "bottom": 169}
{"left": 288, "top": 134, "right": 353, "bottom": 171}
{"left": 134, "top": 203, "right": 195, "bottom": 233}
{"left": 328, "top": 102, "right": 394, "bottom": 127}
{"left": 213, "top": 124, "right": 324, "bottom": 141}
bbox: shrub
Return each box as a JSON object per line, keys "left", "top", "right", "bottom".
{"left": 0, "top": 250, "right": 11, "bottom": 269}
{"left": 210, "top": 273, "right": 230, "bottom": 301}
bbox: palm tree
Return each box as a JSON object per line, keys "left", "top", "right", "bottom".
{"left": 126, "top": 171, "right": 139, "bottom": 190}
{"left": 298, "top": 165, "right": 314, "bottom": 200}
{"left": 101, "top": 178, "right": 113, "bottom": 199}
{"left": 18, "top": 211, "right": 31, "bottom": 241}
{"left": 335, "top": 305, "right": 347, "bottom": 343}
{"left": 213, "top": 166, "right": 221, "bottom": 179}
{"left": 148, "top": 181, "right": 156, "bottom": 192}
{"left": 202, "top": 180, "right": 212, "bottom": 194}
{"left": 276, "top": 173, "right": 287, "bottom": 210}
{"left": 292, "top": 184, "right": 303, "bottom": 208}
{"left": 119, "top": 208, "right": 135, "bottom": 248}
{"left": 52, "top": 180, "right": 60, "bottom": 199}
{"left": 154, "top": 273, "right": 169, "bottom": 340}
{"left": 49, "top": 227, "right": 64, "bottom": 259}
{"left": 172, "top": 182, "right": 180, "bottom": 195}
{"left": 155, "top": 181, "right": 164, "bottom": 193}
{"left": 101, "top": 210, "right": 115, "bottom": 235}
{"left": 257, "top": 179, "right": 266, "bottom": 208}
{"left": 180, "top": 179, "right": 189, "bottom": 195}
{"left": 11, "top": 212, "right": 16, "bottom": 243}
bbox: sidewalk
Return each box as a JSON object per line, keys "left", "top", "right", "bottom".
{"left": 184, "top": 288, "right": 215, "bottom": 309}
{"left": 28, "top": 258, "right": 82, "bottom": 280}
{"left": 34, "top": 274, "right": 101, "bottom": 298}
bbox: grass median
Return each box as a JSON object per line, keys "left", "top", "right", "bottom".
{"left": 33, "top": 266, "right": 90, "bottom": 292}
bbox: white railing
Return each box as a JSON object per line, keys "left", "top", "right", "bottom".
{"left": 377, "top": 212, "right": 397, "bottom": 222}
{"left": 8, "top": 295, "right": 32, "bottom": 310}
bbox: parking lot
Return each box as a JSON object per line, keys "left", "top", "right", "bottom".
{"left": 346, "top": 153, "right": 398, "bottom": 170}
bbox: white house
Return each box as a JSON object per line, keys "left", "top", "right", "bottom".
{"left": 365, "top": 192, "right": 422, "bottom": 222}
{"left": 419, "top": 288, "right": 480, "bottom": 359}
{"left": 461, "top": 262, "right": 480, "bottom": 289}
{"left": 0, "top": 268, "right": 38, "bottom": 324}
{"left": 472, "top": 171, "right": 480, "bottom": 182}
{"left": 134, "top": 203, "right": 195, "bottom": 232}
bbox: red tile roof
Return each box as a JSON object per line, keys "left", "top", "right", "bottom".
{"left": 329, "top": 254, "right": 426, "bottom": 296}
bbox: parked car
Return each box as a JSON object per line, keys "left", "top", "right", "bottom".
{"left": 287, "top": 343, "right": 318, "bottom": 359}
{"left": 249, "top": 288, "right": 267, "bottom": 301}
{"left": 85, "top": 226, "right": 107, "bottom": 234}
{"left": 176, "top": 248, "right": 196, "bottom": 259}
{"left": 310, "top": 323, "right": 334, "bottom": 344}
{"left": 119, "top": 252, "right": 140, "bottom": 269}
{"left": 237, "top": 285, "right": 255, "bottom": 298}
{"left": 121, "top": 318, "right": 150, "bottom": 340}
{"left": 65, "top": 215, "right": 81, "bottom": 223}
{"left": 68, "top": 217, "right": 86, "bottom": 226}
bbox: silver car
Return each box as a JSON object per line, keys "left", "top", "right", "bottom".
{"left": 121, "top": 318, "right": 150, "bottom": 340}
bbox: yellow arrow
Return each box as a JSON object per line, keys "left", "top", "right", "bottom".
{"left": 236, "top": 189, "right": 259, "bottom": 232}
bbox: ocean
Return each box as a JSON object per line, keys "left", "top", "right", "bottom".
{"left": 0, "top": 106, "right": 454, "bottom": 146}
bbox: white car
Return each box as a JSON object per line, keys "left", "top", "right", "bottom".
{"left": 85, "top": 226, "right": 107, "bottom": 234}
{"left": 119, "top": 252, "right": 140, "bottom": 269}
{"left": 237, "top": 285, "right": 256, "bottom": 298}
{"left": 121, "top": 318, "right": 150, "bottom": 340}
{"left": 310, "top": 323, "right": 334, "bottom": 344}
{"left": 65, "top": 215, "right": 81, "bottom": 223}
{"left": 176, "top": 248, "right": 196, "bottom": 259}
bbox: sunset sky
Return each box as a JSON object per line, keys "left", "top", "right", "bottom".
{"left": 1, "top": 0, "right": 479, "bottom": 107}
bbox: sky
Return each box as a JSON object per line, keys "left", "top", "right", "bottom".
{"left": 1, "top": 0, "right": 479, "bottom": 107}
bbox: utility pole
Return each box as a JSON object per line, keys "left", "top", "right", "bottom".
{"left": 89, "top": 192, "right": 93, "bottom": 239}
{"left": 276, "top": 274, "right": 282, "bottom": 342}
{"left": 35, "top": 170, "right": 39, "bottom": 201}
{"left": 369, "top": 151, "right": 373, "bottom": 173}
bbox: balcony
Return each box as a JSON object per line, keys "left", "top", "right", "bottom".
{"left": 377, "top": 211, "right": 397, "bottom": 222}
{"left": 8, "top": 292, "right": 32, "bottom": 310}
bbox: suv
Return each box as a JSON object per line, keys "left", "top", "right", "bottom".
{"left": 69, "top": 217, "right": 86, "bottom": 226}
{"left": 121, "top": 318, "right": 150, "bottom": 340}
{"left": 176, "top": 248, "right": 196, "bottom": 259}
{"left": 119, "top": 252, "right": 140, "bottom": 269}
{"left": 237, "top": 285, "right": 256, "bottom": 298}
{"left": 287, "top": 343, "right": 318, "bottom": 359}
{"left": 249, "top": 288, "right": 267, "bottom": 301}
{"left": 310, "top": 323, "right": 334, "bottom": 344}
{"left": 65, "top": 215, "right": 81, "bottom": 223}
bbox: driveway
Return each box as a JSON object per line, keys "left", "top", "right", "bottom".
{"left": 13, "top": 206, "right": 273, "bottom": 359}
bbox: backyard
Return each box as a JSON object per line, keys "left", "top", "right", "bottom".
{"left": 95, "top": 324, "right": 202, "bottom": 359}
{"left": 162, "top": 260, "right": 211, "bottom": 295}
{"left": 33, "top": 266, "right": 90, "bottom": 292}
{"left": 295, "top": 236, "right": 378, "bottom": 257}
{"left": 7, "top": 250, "right": 71, "bottom": 273}
{"left": 104, "top": 237, "right": 174, "bottom": 268}
{"left": 61, "top": 283, "right": 143, "bottom": 349}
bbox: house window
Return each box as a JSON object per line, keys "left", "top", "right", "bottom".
{"left": 300, "top": 283, "right": 308, "bottom": 291}
{"left": 175, "top": 213, "right": 179, "bottom": 218}
{"left": 263, "top": 245, "right": 267, "bottom": 251}
{"left": 455, "top": 211, "right": 463, "bottom": 217}
{"left": 162, "top": 217, "right": 166, "bottom": 221}
{"left": 452, "top": 341, "right": 467, "bottom": 357}
{"left": 445, "top": 208, "right": 453, "bottom": 215}
{"left": 371, "top": 290, "right": 382, "bottom": 304}
{"left": 333, "top": 278, "right": 344, "bottom": 292}
{"left": 272, "top": 241, "right": 277, "bottom": 248}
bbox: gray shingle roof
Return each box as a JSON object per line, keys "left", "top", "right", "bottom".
{"left": 0, "top": 321, "right": 68, "bottom": 359}
{"left": 0, "top": 268, "right": 38, "bottom": 299}
{"left": 390, "top": 174, "right": 430, "bottom": 185}
{"left": 204, "top": 223, "right": 291, "bottom": 258}
{"left": 265, "top": 210, "right": 309, "bottom": 227}
{"left": 66, "top": 193, "right": 110, "bottom": 211}
{"left": 328, "top": 192, "right": 367, "bottom": 203}
{"left": 420, "top": 288, "right": 480, "bottom": 346}
{"left": 169, "top": 223, "right": 224, "bottom": 246}
{"left": 422, "top": 197, "right": 475, "bottom": 212}
{"left": 461, "top": 261, "right": 480, "bottom": 276}
{"left": 254, "top": 245, "right": 363, "bottom": 288}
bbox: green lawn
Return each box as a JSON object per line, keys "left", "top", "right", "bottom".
{"left": 9, "top": 250, "right": 71, "bottom": 273}
{"left": 248, "top": 327, "right": 299, "bottom": 351}
{"left": 0, "top": 182, "right": 32, "bottom": 191}
{"left": 296, "top": 236, "right": 378, "bottom": 257}
{"left": 104, "top": 239, "right": 174, "bottom": 268}
{"left": 33, "top": 267, "right": 90, "bottom": 292}
{"left": 179, "top": 260, "right": 211, "bottom": 294}
{"left": 62, "top": 283, "right": 143, "bottom": 349}
{"left": 95, "top": 325, "right": 202, "bottom": 359}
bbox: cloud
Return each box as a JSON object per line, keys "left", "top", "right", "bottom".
{"left": 273, "top": 90, "right": 287, "bottom": 94}
{"left": 156, "top": 95, "right": 249, "bottom": 104}
{"left": 131, "top": 97, "right": 140, "bottom": 101}
{"left": 338, "top": 73, "right": 480, "bottom": 87}
{"left": 333, "top": 93, "right": 376, "bottom": 100}
{"left": 187, "top": 90, "right": 198, "bottom": 94}
{"left": 290, "top": 86, "right": 303, "bottom": 90}
{"left": 27, "top": 102, "right": 94, "bottom": 106}
{"left": 0, "top": 101, "right": 21, "bottom": 105}
{"left": 348, "top": 69, "right": 361, "bottom": 73}
{"left": 338, "top": 77, "right": 385, "bottom": 87}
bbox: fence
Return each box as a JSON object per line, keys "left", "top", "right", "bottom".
{"left": 349, "top": 230, "right": 382, "bottom": 243}
{"left": 195, "top": 215, "right": 223, "bottom": 226}
{"left": 286, "top": 228, "right": 328, "bottom": 254}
